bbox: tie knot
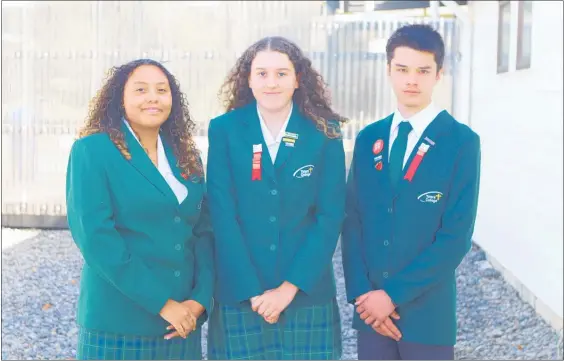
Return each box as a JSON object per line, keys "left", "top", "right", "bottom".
{"left": 398, "top": 121, "right": 413, "bottom": 136}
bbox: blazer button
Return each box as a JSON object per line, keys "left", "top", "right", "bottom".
{"left": 269, "top": 216, "right": 276, "bottom": 223}
{"left": 383, "top": 272, "right": 389, "bottom": 278}
{"left": 383, "top": 240, "right": 389, "bottom": 246}
{"left": 175, "top": 244, "right": 182, "bottom": 251}
{"left": 174, "top": 216, "right": 181, "bottom": 223}
{"left": 271, "top": 189, "right": 278, "bottom": 196}
{"left": 174, "top": 271, "right": 180, "bottom": 277}
{"left": 387, "top": 208, "right": 393, "bottom": 214}
{"left": 270, "top": 244, "right": 277, "bottom": 251}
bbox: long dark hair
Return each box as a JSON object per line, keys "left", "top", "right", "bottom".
{"left": 218, "top": 36, "right": 348, "bottom": 138}
{"left": 79, "top": 59, "right": 203, "bottom": 177}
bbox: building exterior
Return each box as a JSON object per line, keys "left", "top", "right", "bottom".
{"left": 466, "top": 0, "right": 563, "bottom": 331}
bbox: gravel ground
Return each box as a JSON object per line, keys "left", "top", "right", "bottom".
{"left": 1, "top": 228, "right": 562, "bottom": 360}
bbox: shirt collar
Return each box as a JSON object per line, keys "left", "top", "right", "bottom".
{"left": 391, "top": 102, "right": 442, "bottom": 138}
{"left": 257, "top": 102, "right": 293, "bottom": 145}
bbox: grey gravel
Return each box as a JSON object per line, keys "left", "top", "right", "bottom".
{"left": 2, "top": 229, "right": 562, "bottom": 360}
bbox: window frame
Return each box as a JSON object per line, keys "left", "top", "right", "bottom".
{"left": 516, "top": 1, "right": 532, "bottom": 70}
{"left": 496, "top": 0, "right": 511, "bottom": 74}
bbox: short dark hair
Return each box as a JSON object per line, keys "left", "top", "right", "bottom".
{"left": 386, "top": 24, "right": 445, "bottom": 71}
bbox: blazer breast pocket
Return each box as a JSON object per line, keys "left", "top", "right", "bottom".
{"left": 290, "top": 163, "right": 316, "bottom": 181}
{"left": 285, "top": 163, "right": 318, "bottom": 204}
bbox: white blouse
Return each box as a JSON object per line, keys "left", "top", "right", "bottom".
{"left": 124, "top": 120, "right": 188, "bottom": 204}
{"left": 257, "top": 102, "right": 293, "bottom": 163}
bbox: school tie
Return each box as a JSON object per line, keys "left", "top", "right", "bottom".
{"left": 389, "top": 121, "right": 413, "bottom": 186}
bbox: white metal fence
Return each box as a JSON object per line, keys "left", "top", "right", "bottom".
{"left": 1, "top": 1, "right": 459, "bottom": 227}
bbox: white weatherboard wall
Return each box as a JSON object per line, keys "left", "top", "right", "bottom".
{"left": 468, "top": 1, "right": 563, "bottom": 329}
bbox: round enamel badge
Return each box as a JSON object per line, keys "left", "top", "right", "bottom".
{"left": 373, "top": 139, "right": 384, "bottom": 154}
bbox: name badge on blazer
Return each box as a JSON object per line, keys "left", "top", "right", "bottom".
{"left": 282, "top": 132, "right": 299, "bottom": 147}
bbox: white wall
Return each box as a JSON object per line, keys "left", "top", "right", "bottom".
{"left": 468, "top": 1, "right": 563, "bottom": 328}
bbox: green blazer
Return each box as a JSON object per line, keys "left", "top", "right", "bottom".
{"left": 206, "top": 101, "right": 346, "bottom": 308}
{"left": 342, "top": 111, "right": 481, "bottom": 346}
{"left": 65, "top": 123, "right": 214, "bottom": 336}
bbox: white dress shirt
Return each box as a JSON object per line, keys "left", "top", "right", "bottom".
{"left": 124, "top": 120, "right": 188, "bottom": 204}
{"left": 257, "top": 103, "right": 293, "bottom": 164}
{"left": 389, "top": 102, "right": 443, "bottom": 168}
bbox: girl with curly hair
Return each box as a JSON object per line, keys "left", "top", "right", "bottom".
{"left": 66, "top": 59, "right": 214, "bottom": 360}
{"left": 206, "top": 36, "right": 347, "bottom": 360}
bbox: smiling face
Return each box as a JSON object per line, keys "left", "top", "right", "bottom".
{"left": 248, "top": 50, "right": 299, "bottom": 113}
{"left": 387, "top": 46, "right": 442, "bottom": 113}
{"left": 123, "top": 64, "right": 172, "bottom": 130}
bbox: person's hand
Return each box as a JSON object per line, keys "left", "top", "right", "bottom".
{"left": 251, "top": 290, "right": 279, "bottom": 324}
{"left": 372, "top": 313, "right": 402, "bottom": 341}
{"left": 252, "top": 282, "right": 298, "bottom": 321}
{"left": 159, "top": 299, "right": 196, "bottom": 339}
{"left": 355, "top": 290, "right": 396, "bottom": 328}
{"left": 164, "top": 300, "right": 205, "bottom": 340}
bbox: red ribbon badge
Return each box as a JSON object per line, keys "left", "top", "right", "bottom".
{"left": 252, "top": 144, "right": 262, "bottom": 181}
{"left": 404, "top": 143, "right": 430, "bottom": 182}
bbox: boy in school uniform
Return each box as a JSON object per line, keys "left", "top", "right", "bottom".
{"left": 342, "top": 24, "right": 481, "bottom": 360}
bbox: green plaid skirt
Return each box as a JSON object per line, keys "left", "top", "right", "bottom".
{"left": 207, "top": 298, "right": 342, "bottom": 360}
{"left": 76, "top": 326, "right": 202, "bottom": 360}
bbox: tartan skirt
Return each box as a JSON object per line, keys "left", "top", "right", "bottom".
{"left": 207, "top": 298, "right": 342, "bottom": 360}
{"left": 76, "top": 326, "right": 202, "bottom": 360}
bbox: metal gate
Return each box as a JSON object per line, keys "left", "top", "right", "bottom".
{"left": 1, "top": 1, "right": 459, "bottom": 228}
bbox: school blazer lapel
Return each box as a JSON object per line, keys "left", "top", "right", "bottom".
{"left": 161, "top": 136, "right": 204, "bottom": 212}
{"left": 395, "top": 110, "right": 453, "bottom": 193}
{"left": 273, "top": 104, "right": 303, "bottom": 172}
{"left": 240, "top": 103, "right": 276, "bottom": 182}
{"left": 121, "top": 122, "right": 177, "bottom": 203}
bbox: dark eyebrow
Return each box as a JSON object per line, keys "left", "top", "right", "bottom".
{"left": 254, "top": 67, "right": 292, "bottom": 71}
{"left": 132, "top": 81, "right": 168, "bottom": 85}
{"left": 394, "top": 64, "right": 432, "bottom": 70}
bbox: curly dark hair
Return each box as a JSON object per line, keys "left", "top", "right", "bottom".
{"left": 218, "top": 36, "right": 348, "bottom": 139}
{"left": 78, "top": 58, "right": 203, "bottom": 178}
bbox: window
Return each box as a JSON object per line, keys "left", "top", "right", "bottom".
{"left": 516, "top": 1, "right": 532, "bottom": 70}
{"left": 497, "top": 1, "right": 511, "bottom": 73}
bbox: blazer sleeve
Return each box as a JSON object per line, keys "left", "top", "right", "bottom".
{"left": 65, "top": 139, "right": 170, "bottom": 315}
{"left": 206, "top": 118, "right": 264, "bottom": 302}
{"left": 341, "top": 132, "right": 373, "bottom": 304}
{"left": 383, "top": 134, "right": 481, "bottom": 307}
{"left": 284, "top": 136, "right": 347, "bottom": 294}
{"left": 189, "top": 178, "right": 215, "bottom": 317}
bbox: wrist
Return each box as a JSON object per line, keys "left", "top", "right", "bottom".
{"left": 280, "top": 281, "right": 299, "bottom": 297}
{"left": 381, "top": 290, "right": 396, "bottom": 309}
{"left": 159, "top": 299, "right": 173, "bottom": 315}
{"left": 185, "top": 300, "right": 205, "bottom": 315}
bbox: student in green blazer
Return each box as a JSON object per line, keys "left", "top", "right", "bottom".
{"left": 66, "top": 59, "right": 214, "bottom": 360}
{"left": 342, "top": 25, "right": 481, "bottom": 360}
{"left": 206, "top": 36, "right": 348, "bottom": 360}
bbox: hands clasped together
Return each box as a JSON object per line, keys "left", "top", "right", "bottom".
{"left": 355, "top": 290, "right": 403, "bottom": 341}
{"left": 159, "top": 299, "right": 205, "bottom": 340}
{"left": 250, "top": 281, "right": 299, "bottom": 324}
